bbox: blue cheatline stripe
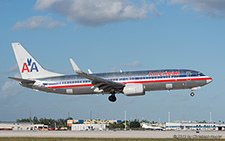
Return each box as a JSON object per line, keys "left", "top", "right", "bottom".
{"left": 43, "top": 74, "right": 200, "bottom": 86}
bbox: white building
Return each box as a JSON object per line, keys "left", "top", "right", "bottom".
{"left": 0, "top": 122, "right": 48, "bottom": 131}
{"left": 71, "top": 124, "right": 106, "bottom": 131}
{"left": 166, "top": 121, "right": 225, "bottom": 131}
{"left": 67, "top": 119, "right": 122, "bottom": 126}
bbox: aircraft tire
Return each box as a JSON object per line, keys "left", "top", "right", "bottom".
{"left": 108, "top": 94, "right": 117, "bottom": 102}
{"left": 190, "top": 92, "right": 195, "bottom": 97}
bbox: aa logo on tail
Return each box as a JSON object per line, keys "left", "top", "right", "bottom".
{"left": 21, "top": 58, "right": 39, "bottom": 73}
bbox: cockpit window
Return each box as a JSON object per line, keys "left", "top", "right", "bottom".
{"left": 198, "top": 72, "right": 205, "bottom": 76}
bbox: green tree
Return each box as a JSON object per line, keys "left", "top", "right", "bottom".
{"left": 129, "top": 120, "right": 140, "bottom": 128}
{"left": 115, "top": 122, "right": 125, "bottom": 128}
{"left": 108, "top": 122, "right": 125, "bottom": 129}
{"left": 33, "top": 116, "right": 39, "bottom": 124}
{"left": 140, "top": 120, "right": 149, "bottom": 123}
{"left": 16, "top": 116, "right": 70, "bottom": 128}
{"left": 16, "top": 118, "right": 30, "bottom": 122}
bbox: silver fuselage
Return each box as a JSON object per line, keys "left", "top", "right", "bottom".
{"left": 28, "top": 69, "right": 212, "bottom": 95}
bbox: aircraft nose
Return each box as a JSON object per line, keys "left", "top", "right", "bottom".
{"left": 206, "top": 77, "right": 213, "bottom": 84}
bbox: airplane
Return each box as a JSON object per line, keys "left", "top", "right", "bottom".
{"left": 142, "top": 123, "right": 164, "bottom": 131}
{"left": 9, "top": 43, "right": 213, "bottom": 102}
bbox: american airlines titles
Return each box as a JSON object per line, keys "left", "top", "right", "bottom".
{"left": 149, "top": 71, "right": 180, "bottom": 76}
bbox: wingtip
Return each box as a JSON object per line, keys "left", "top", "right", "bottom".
{"left": 69, "top": 58, "right": 82, "bottom": 73}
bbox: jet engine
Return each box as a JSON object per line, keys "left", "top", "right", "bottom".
{"left": 123, "top": 84, "right": 145, "bottom": 96}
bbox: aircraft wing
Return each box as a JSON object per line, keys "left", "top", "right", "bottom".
{"left": 70, "top": 59, "right": 125, "bottom": 92}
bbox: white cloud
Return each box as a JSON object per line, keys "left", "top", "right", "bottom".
{"left": 35, "top": 0, "right": 61, "bottom": 10}
{"left": 0, "top": 73, "right": 23, "bottom": 100}
{"left": 4, "top": 64, "right": 18, "bottom": 73}
{"left": 170, "top": 0, "right": 225, "bottom": 18}
{"left": 110, "top": 61, "right": 142, "bottom": 72}
{"left": 121, "top": 61, "right": 142, "bottom": 67}
{"left": 34, "top": 0, "right": 160, "bottom": 26}
{"left": 11, "top": 15, "right": 66, "bottom": 30}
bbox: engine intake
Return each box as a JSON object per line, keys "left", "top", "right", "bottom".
{"left": 123, "top": 84, "right": 145, "bottom": 96}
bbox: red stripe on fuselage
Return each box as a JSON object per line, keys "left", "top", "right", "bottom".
{"left": 46, "top": 84, "right": 93, "bottom": 89}
{"left": 46, "top": 77, "right": 212, "bottom": 89}
{"left": 124, "top": 77, "right": 212, "bottom": 84}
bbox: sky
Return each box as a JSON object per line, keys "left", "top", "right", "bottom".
{"left": 1, "top": 0, "right": 225, "bottom": 123}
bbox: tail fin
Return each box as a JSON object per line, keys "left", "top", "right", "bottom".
{"left": 12, "top": 43, "right": 62, "bottom": 79}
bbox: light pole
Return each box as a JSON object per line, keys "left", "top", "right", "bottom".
{"left": 125, "top": 111, "right": 127, "bottom": 131}
{"left": 210, "top": 112, "right": 212, "bottom": 123}
{"left": 90, "top": 111, "right": 92, "bottom": 130}
{"left": 168, "top": 112, "right": 170, "bottom": 123}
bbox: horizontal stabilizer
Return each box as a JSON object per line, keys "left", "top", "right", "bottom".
{"left": 8, "top": 77, "right": 35, "bottom": 83}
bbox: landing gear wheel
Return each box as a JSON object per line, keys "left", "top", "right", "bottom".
{"left": 108, "top": 94, "right": 117, "bottom": 102}
{"left": 190, "top": 92, "right": 195, "bottom": 97}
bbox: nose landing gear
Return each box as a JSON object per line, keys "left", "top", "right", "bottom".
{"left": 190, "top": 92, "right": 195, "bottom": 97}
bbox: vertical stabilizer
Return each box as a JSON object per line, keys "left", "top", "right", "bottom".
{"left": 12, "top": 43, "right": 62, "bottom": 79}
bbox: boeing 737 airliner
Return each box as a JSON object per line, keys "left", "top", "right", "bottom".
{"left": 9, "top": 43, "right": 213, "bottom": 102}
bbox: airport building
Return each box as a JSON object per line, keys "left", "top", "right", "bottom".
{"left": 67, "top": 119, "right": 122, "bottom": 126}
{"left": 0, "top": 122, "right": 48, "bottom": 131}
{"left": 68, "top": 119, "right": 121, "bottom": 131}
{"left": 72, "top": 124, "right": 106, "bottom": 131}
{"left": 166, "top": 121, "right": 225, "bottom": 131}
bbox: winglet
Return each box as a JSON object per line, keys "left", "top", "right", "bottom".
{"left": 69, "top": 58, "right": 82, "bottom": 73}
{"left": 88, "top": 69, "right": 93, "bottom": 74}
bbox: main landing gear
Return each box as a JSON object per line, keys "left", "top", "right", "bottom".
{"left": 190, "top": 92, "right": 195, "bottom": 97}
{"left": 108, "top": 93, "right": 117, "bottom": 102}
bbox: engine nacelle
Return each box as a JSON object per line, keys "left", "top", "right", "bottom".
{"left": 123, "top": 84, "right": 145, "bottom": 96}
